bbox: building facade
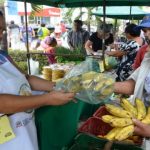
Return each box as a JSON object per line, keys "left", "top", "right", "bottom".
{"left": 4, "top": 1, "right": 61, "bottom": 26}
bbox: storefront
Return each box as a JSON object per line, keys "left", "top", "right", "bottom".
{"left": 4, "top": 1, "right": 61, "bottom": 26}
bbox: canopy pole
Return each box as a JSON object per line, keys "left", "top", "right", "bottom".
{"left": 114, "top": 18, "right": 118, "bottom": 35}
{"left": 24, "top": 0, "right": 31, "bottom": 74}
{"left": 102, "top": 0, "right": 106, "bottom": 69}
{"left": 129, "top": 0, "right": 132, "bottom": 22}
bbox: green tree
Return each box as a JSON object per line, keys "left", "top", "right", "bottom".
{"left": 62, "top": 7, "right": 102, "bottom": 32}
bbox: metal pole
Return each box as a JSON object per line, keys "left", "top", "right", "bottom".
{"left": 129, "top": 5, "right": 132, "bottom": 22}
{"left": 24, "top": 0, "right": 31, "bottom": 74}
{"left": 114, "top": 18, "right": 118, "bottom": 35}
{"left": 102, "top": 0, "right": 106, "bottom": 69}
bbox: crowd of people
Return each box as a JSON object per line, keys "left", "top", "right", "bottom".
{"left": 2, "top": 8, "right": 150, "bottom": 149}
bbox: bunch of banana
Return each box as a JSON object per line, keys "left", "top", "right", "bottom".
{"left": 63, "top": 76, "right": 82, "bottom": 92}
{"left": 142, "top": 107, "right": 150, "bottom": 124}
{"left": 115, "top": 125, "right": 134, "bottom": 141}
{"left": 136, "top": 98, "right": 146, "bottom": 120}
{"left": 61, "top": 71, "right": 114, "bottom": 98}
{"left": 102, "top": 115, "right": 115, "bottom": 123}
{"left": 105, "top": 104, "right": 131, "bottom": 118}
{"left": 104, "top": 127, "right": 122, "bottom": 140}
{"left": 81, "top": 71, "right": 98, "bottom": 81}
{"left": 99, "top": 98, "right": 149, "bottom": 142}
{"left": 121, "top": 98, "right": 137, "bottom": 118}
{"left": 102, "top": 115, "right": 132, "bottom": 127}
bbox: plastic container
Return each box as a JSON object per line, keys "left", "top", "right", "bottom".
{"left": 79, "top": 103, "right": 101, "bottom": 120}
{"left": 78, "top": 117, "right": 112, "bottom": 136}
{"left": 93, "top": 106, "right": 110, "bottom": 118}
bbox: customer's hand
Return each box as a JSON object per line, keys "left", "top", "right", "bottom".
{"left": 133, "top": 119, "right": 150, "bottom": 137}
{"left": 46, "top": 90, "right": 75, "bottom": 106}
{"left": 105, "top": 51, "right": 112, "bottom": 56}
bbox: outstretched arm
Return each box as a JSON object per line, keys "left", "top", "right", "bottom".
{"left": 114, "top": 79, "right": 135, "bottom": 95}
{"left": 27, "top": 75, "right": 55, "bottom": 92}
{"left": 106, "top": 50, "right": 126, "bottom": 57}
{"left": 0, "top": 91, "right": 75, "bottom": 114}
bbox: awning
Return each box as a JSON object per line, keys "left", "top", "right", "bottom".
{"left": 9, "top": 0, "right": 150, "bottom": 7}
{"left": 18, "top": 7, "right": 61, "bottom": 17}
{"left": 92, "top": 6, "right": 148, "bottom": 20}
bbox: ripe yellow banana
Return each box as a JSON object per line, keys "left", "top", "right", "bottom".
{"left": 101, "top": 86, "right": 114, "bottom": 96}
{"left": 81, "top": 80, "right": 93, "bottom": 89}
{"left": 105, "top": 78, "right": 114, "bottom": 86}
{"left": 94, "top": 81, "right": 105, "bottom": 91}
{"left": 94, "top": 74, "right": 105, "bottom": 82}
{"left": 142, "top": 107, "right": 150, "bottom": 124}
{"left": 115, "top": 125, "right": 134, "bottom": 141}
{"left": 135, "top": 98, "right": 146, "bottom": 120}
{"left": 121, "top": 98, "right": 137, "bottom": 118}
{"left": 105, "top": 104, "right": 131, "bottom": 118}
{"left": 82, "top": 71, "right": 98, "bottom": 80}
{"left": 104, "top": 127, "right": 122, "bottom": 140}
{"left": 110, "top": 118, "right": 133, "bottom": 127}
{"left": 102, "top": 115, "right": 115, "bottom": 123}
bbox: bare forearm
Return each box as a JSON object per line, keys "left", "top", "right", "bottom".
{"left": 85, "top": 40, "right": 94, "bottom": 55}
{"left": 0, "top": 94, "right": 48, "bottom": 114}
{"left": 114, "top": 79, "right": 135, "bottom": 95}
{"left": 27, "top": 75, "right": 55, "bottom": 92}
{"left": 106, "top": 50, "right": 124, "bottom": 57}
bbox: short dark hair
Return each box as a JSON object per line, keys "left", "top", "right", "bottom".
{"left": 10, "top": 20, "right": 14, "bottom": 24}
{"left": 41, "top": 23, "right": 46, "bottom": 27}
{"left": 98, "top": 23, "right": 111, "bottom": 33}
{"left": 125, "top": 23, "right": 141, "bottom": 37}
{"left": 74, "top": 20, "right": 83, "bottom": 26}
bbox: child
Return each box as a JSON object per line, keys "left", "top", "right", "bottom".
{"left": 41, "top": 36, "right": 57, "bottom": 64}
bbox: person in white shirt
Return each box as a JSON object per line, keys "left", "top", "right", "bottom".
{"left": 0, "top": 11, "right": 75, "bottom": 150}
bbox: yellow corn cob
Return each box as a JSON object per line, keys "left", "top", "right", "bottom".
{"left": 135, "top": 98, "right": 146, "bottom": 120}
{"left": 105, "top": 104, "right": 131, "bottom": 118}
{"left": 142, "top": 107, "right": 150, "bottom": 124}
{"left": 102, "top": 115, "right": 115, "bottom": 123}
{"left": 115, "top": 125, "right": 134, "bottom": 141}
{"left": 121, "top": 98, "right": 137, "bottom": 118}
{"left": 104, "top": 127, "right": 122, "bottom": 140}
{"left": 110, "top": 118, "right": 133, "bottom": 127}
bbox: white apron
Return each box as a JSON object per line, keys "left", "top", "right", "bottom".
{"left": 0, "top": 53, "right": 38, "bottom": 150}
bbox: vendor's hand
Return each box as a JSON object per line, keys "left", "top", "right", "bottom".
{"left": 49, "top": 82, "right": 56, "bottom": 91}
{"left": 133, "top": 119, "right": 150, "bottom": 137}
{"left": 46, "top": 90, "right": 75, "bottom": 106}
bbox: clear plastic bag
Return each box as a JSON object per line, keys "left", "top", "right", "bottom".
{"left": 55, "top": 59, "right": 114, "bottom": 104}
{"left": 64, "top": 57, "right": 100, "bottom": 79}
{"left": 29, "top": 58, "right": 39, "bottom": 75}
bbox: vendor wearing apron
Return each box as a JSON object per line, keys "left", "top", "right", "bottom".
{"left": 0, "top": 11, "right": 75, "bottom": 150}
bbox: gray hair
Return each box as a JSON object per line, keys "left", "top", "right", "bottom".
{"left": 97, "top": 24, "right": 111, "bottom": 33}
